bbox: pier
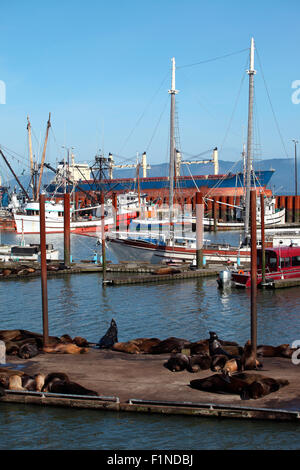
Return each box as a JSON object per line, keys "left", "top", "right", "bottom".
{"left": 1, "top": 348, "right": 300, "bottom": 422}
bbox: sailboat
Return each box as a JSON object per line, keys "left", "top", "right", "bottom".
{"left": 106, "top": 48, "right": 262, "bottom": 265}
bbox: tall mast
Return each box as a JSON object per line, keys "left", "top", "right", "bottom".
{"left": 27, "top": 116, "right": 34, "bottom": 200}
{"left": 243, "top": 37, "right": 256, "bottom": 245}
{"left": 168, "top": 57, "right": 178, "bottom": 237}
{"left": 36, "top": 113, "right": 51, "bottom": 199}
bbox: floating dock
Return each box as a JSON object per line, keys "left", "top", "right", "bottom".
{"left": 1, "top": 350, "right": 300, "bottom": 422}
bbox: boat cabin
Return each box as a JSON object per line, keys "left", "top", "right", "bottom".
{"left": 257, "top": 246, "right": 300, "bottom": 271}
{"left": 231, "top": 245, "right": 300, "bottom": 287}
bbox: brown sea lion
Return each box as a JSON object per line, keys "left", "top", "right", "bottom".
{"left": 222, "top": 358, "right": 242, "bottom": 377}
{"left": 187, "top": 354, "right": 212, "bottom": 373}
{"left": 112, "top": 341, "right": 141, "bottom": 354}
{"left": 130, "top": 338, "right": 161, "bottom": 354}
{"left": 152, "top": 267, "right": 181, "bottom": 275}
{"left": 165, "top": 353, "right": 190, "bottom": 372}
{"left": 60, "top": 334, "right": 73, "bottom": 344}
{"left": 73, "top": 336, "right": 90, "bottom": 348}
{"left": 43, "top": 343, "right": 88, "bottom": 354}
{"left": 0, "top": 373, "right": 9, "bottom": 388}
{"left": 150, "top": 337, "right": 192, "bottom": 354}
{"left": 241, "top": 340, "right": 263, "bottom": 370}
{"left": 241, "top": 377, "right": 289, "bottom": 400}
{"left": 18, "top": 342, "right": 39, "bottom": 359}
{"left": 42, "top": 372, "right": 70, "bottom": 392}
{"left": 2, "top": 269, "right": 12, "bottom": 277}
{"left": 46, "top": 379, "right": 98, "bottom": 396}
{"left": 0, "top": 330, "right": 23, "bottom": 342}
{"left": 210, "top": 354, "right": 228, "bottom": 372}
{"left": 257, "top": 344, "right": 296, "bottom": 358}
{"left": 190, "top": 341, "right": 209, "bottom": 355}
{"left": 190, "top": 373, "right": 248, "bottom": 395}
{"left": 5, "top": 341, "right": 20, "bottom": 356}
{"left": 9, "top": 375, "right": 25, "bottom": 391}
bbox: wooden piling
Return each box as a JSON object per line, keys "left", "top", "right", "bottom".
{"left": 260, "top": 193, "right": 266, "bottom": 285}
{"left": 250, "top": 189, "right": 257, "bottom": 359}
{"left": 64, "top": 193, "right": 71, "bottom": 266}
{"left": 196, "top": 192, "right": 204, "bottom": 268}
{"left": 39, "top": 194, "right": 49, "bottom": 347}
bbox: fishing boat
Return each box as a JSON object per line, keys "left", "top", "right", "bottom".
{"left": 13, "top": 191, "right": 150, "bottom": 234}
{"left": 0, "top": 243, "right": 59, "bottom": 262}
{"left": 231, "top": 245, "right": 300, "bottom": 287}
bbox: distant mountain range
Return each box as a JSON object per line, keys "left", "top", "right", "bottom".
{"left": 3, "top": 158, "right": 297, "bottom": 196}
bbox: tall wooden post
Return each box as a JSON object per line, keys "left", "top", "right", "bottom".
{"left": 196, "top": 192, "right": 204, "bottom": 269}
{"left": 260, "top": 193, "right": 266, "bottom": 285}
{"left": 101, "top": 192, "right": 106, "bottom": 279}
{"left": 64, "top": 193, "right": 71, "bottom": 266}
{"left": 39, "top": 194, "right": 49, "bottom": 347}
{"left": 250, "top": 189, "right": 257, "bottom": 358}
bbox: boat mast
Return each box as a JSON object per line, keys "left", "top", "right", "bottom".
{"left": 243, "top": 37, "right": 256, "bottom": 245}
{"left": 27, "top": 116, "right": 34, "bottom": 200}
{"left": 36, "top": 113, "right": 51, "bottom": 199}
{"left": 168, "top": 57, "right": 178, "bottom": 238}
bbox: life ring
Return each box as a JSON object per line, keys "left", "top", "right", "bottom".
{"left": 238, "top": 269, "right": 244, "bottom": 275}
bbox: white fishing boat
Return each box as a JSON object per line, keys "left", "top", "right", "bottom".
{"left": 13, "top": 191, "right": 151, "bottom": 234}
{"left": 0, "top": 243, "right": 59, "bottom": 262}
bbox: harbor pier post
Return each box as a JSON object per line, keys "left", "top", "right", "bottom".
{"left": 196, "top": 191, "right": 204, "bottom": 269}
{"left": 64, "top": 193, "right": 71, "bottom": 266}
{"left": 260, "top": 193, "right": 266, "bottom": 285}
{"left": 101, "top": 192, "right": 107, "bottom": 281}
{"left": 250, "top": 189, "right": 257, "bottom": 359}
{"left": 39, "top": 194, "right": 49, "bottom": 347}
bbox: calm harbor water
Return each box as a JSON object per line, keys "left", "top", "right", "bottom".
{"left": 0, "top": 230, "right": 300, "bottom": 450}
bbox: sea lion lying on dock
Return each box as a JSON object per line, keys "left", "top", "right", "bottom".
{"left": 257, "top": 344, "right": 296, "bottom": 358}
{"left": 41, "top": 372, "right": 98, "bottom": 396}
{"left": 98, "top": 319, "right": 118, "bottom": 349}
{"left": 152, "top": 267, "right": 182, "bottom": 275}
{"left": 43, "top": 343, "right": 88, "bottom": 354}
{"left": 165, "top": 353, "right": 212, "bottom": 372}
{"left": 112, "top": 337, "right": 161, "bottom": 354}
{"left": 150, "top": 337, "right": 192, "bottom": 354}
{"left": 190, "top": 372, "right": 289, "bottom": 399}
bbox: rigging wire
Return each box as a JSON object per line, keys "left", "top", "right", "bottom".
{"left": 177, "top": 48, "right": 249, "bottom": 69}
{"left": 255, "top": 47, "right": 289, "bottom": 158}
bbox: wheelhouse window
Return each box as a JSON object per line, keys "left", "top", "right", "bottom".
{"left": 292, "top": 256, "right": 300, "bottom": 266}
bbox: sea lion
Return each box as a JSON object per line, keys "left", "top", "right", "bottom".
{"left": 112, "top": 341, "right": 141, "bottom": 354}
{"left": 2, "top": 269, "right": 12, "bottom": 277}
{"left": 241, "top": 340, "right": 263, "bottom": 370}
{"left": 22, "top": 374, "right": 37, "bottom": 391}
{"left": 190, "top": 373, "right": 248, "bottom": 395}
{"left": 210, "top": 354, "right": 228, "bottom": 372}
{"left": 150, "top": 337, "right": 192, "bottom": 354}
{"left": 187, "top": 354, "right": 212, "bottom": 373}
{"left": 42, "top": 372, "right": 70, "bottom": 392}
{"left": 34, "top": 374, "right": 46, "bottom": 392}
{"left": 5, "top": 341, "right": 20, "bottom": 356}
{"left": 136, "top": 338, "right": 161, "bottom": 353}
{"left": 190, "top": 341, "right": 209, "bottom": 355}
{"left": 165, "top": 353, "right": 190, "bottom": 372}
{"left": 43, "top": 343, "right": 88, "bottom": 354}
{"left": 152, "top": 267, "right": 181, "bottom": 275}
{"left": 0, "top": 373, "right": 9, "bottom": 388}
{"left": 98, "top": 318, "right": 118, "bottom": 349}
{"left": 241, "top": 377, "right": 289, "bottom": 400}
{"left": 208, "top": 332, "right": 238, "bottom": 359}
{"left": 257, "top": 344, "right": 296, "bottom": 358}
{"left": 18, "top": 342, "right": 39, "bottom": 359}
{"left": 46, "top": 379, "right": 98, "bottom": 396}
{"left": 0, "top": 330, "right": 23, "bottom": 342}
{"left": 60, "top": 334, "right": 73, "bottom": 344}
{"left": 9, "top": 375, "right": 25, "bottom": 391}
{"left": 221, "top": 358, "right": 242, "bottom": 377}
{"left": 73, "top": 336, "right": 90, "bottom": 348}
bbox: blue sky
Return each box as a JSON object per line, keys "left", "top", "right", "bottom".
{"left": 0, "top": 0, "right": 300, "bottom": 180}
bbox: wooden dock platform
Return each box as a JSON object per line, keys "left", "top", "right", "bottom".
{"left": 1, "top": 349, "right": 300, "bottom": 422}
